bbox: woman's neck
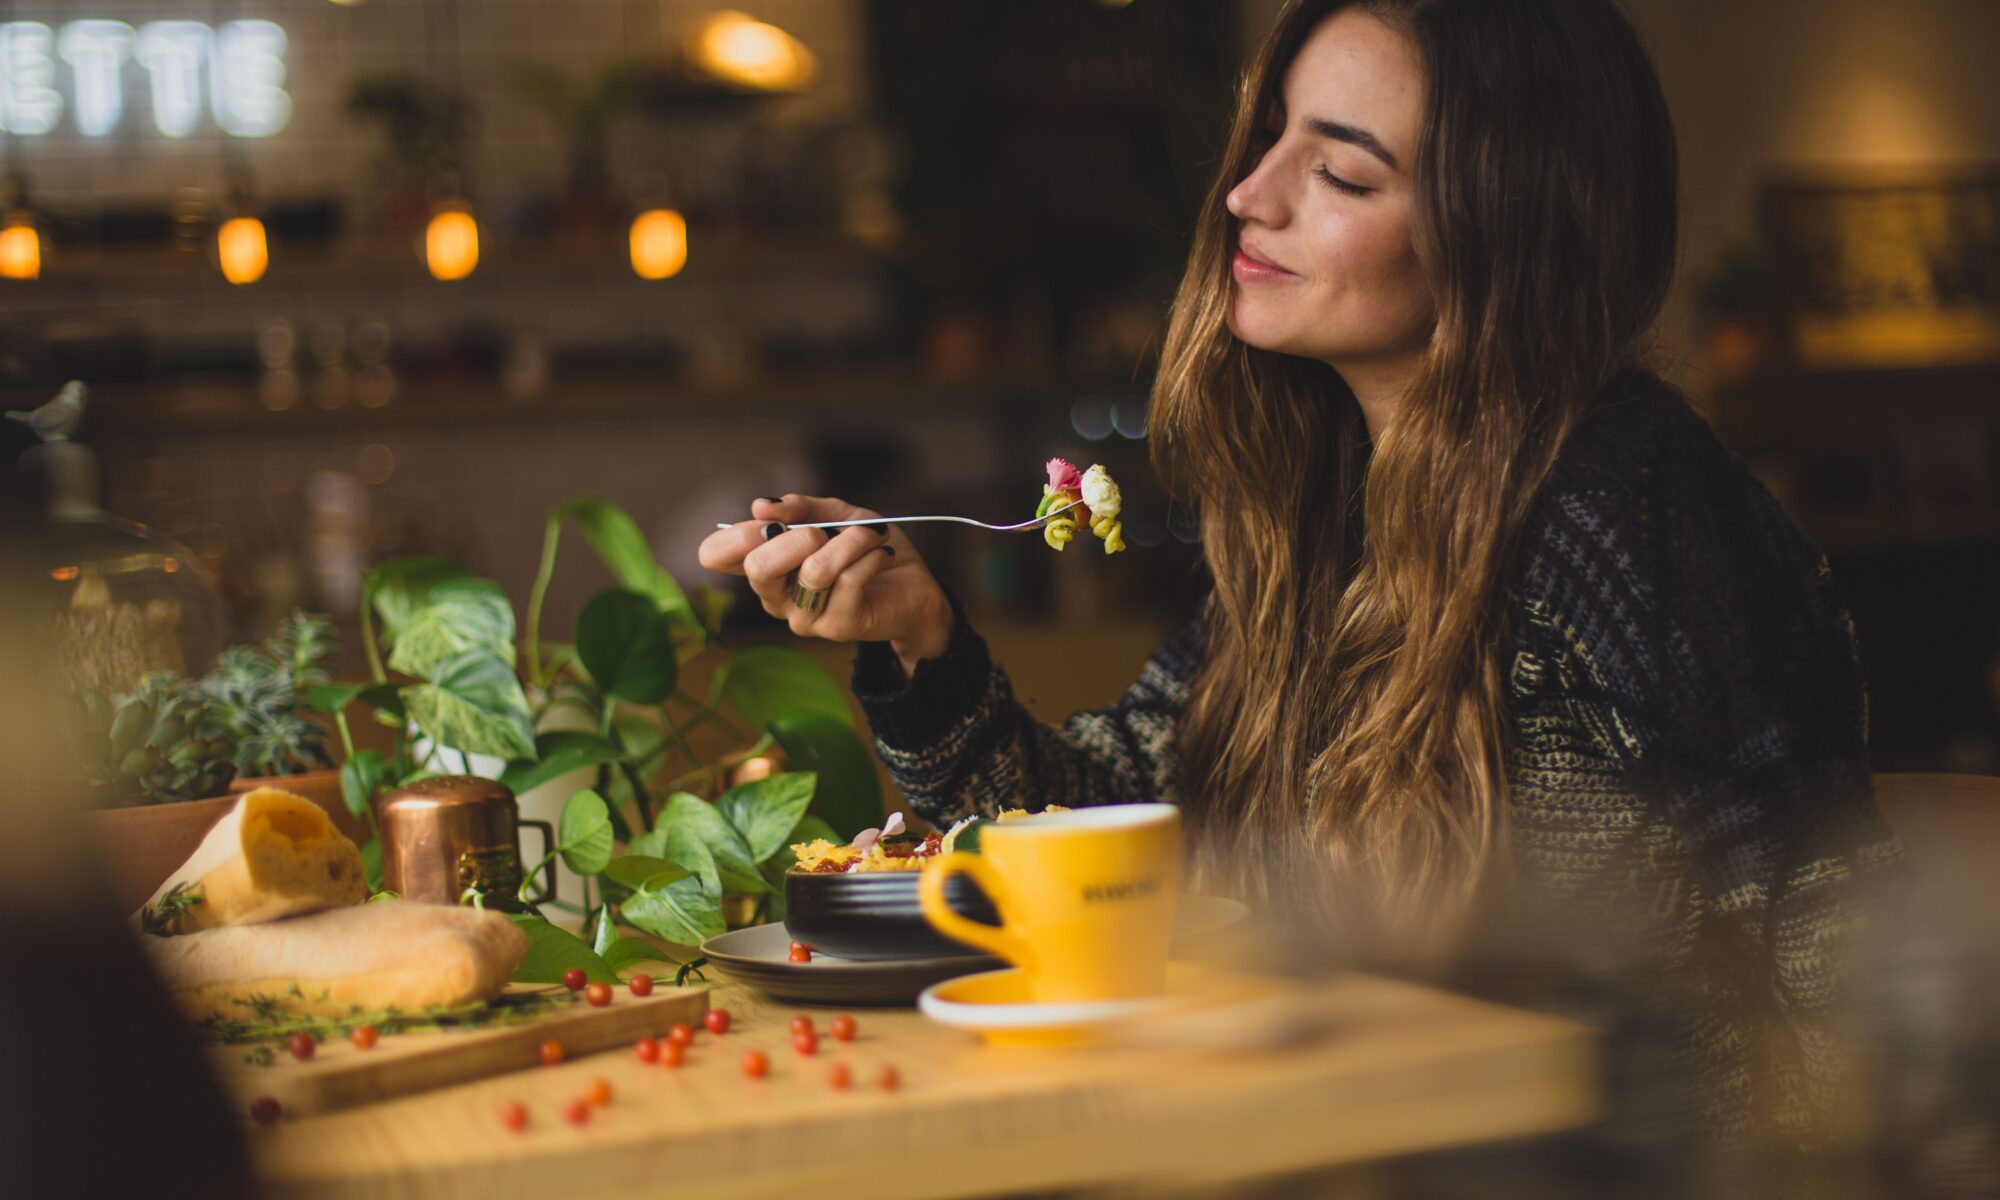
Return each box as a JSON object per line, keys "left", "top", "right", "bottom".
{"left": 1332, "top": 353, "right": 1423, "bottom": 442}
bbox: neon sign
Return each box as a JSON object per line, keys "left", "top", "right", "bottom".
{"left": 0, "top": 19, "right": 289, "bottom": 138}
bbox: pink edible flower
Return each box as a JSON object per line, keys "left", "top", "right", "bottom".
{"left": 1045, "top": 457, "right": 1082, "bottom": 494}
{"left": 849, "top": 811, "right": 907, "bottom": 855}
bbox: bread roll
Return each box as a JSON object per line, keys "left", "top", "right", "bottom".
{"left": 145, "top": 899, "right": 529, "bottom": 1020}
{"left": 139, "top": 787, "right": 366, "bottom": 932}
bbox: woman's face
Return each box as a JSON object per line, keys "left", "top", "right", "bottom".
{"left": 1225, "top": 9, "right": 1432, "bottom": 374}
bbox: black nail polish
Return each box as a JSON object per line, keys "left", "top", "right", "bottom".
{"left": 761, "top": 496, "right": 784, "bottom": 504}
{"left": 762, "top": 522, "right": 785, "bottom": 540}
{"left": 881, "top": 545, "right": 897, "bottom": 557}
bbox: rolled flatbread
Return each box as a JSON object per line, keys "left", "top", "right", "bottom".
{"left": 138, "top": 787, "right": 367, "bottom": 932}
{"left": 144, "top": 899, "right": 529, "bottom": 1020}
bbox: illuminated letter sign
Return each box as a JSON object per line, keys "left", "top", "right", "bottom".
{"left": 0, "top": 18, "right": 287, "bottom": 138}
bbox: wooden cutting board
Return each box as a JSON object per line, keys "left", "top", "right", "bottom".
{"left": 208, "top": 984, "right": 708, "bottom": 1119}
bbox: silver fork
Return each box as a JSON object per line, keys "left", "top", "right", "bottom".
{"left": 714, "top": 499, "right": 1083, "bottom": 535}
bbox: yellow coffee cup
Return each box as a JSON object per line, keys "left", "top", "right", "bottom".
{"left": 919, "top": 803, "right": 1182, "bottom": 1003}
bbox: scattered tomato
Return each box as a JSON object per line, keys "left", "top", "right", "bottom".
{"left": 563, "top": 1096, "right": 591, "bottom": 1126}
{"left": 538, "top": 1039, "right": 565, "bottom": 1066}
{"left": 250, "top": 1097, "right": 282, "bottom": 1126}
{"left": 830, "top": 1014, "right": 858, "bottom": 1042}
{"left": 349, "top": 1024, "right": 380, "bottom": 1051}
{"left": 827, "top": 1063, "right": 853, "bottom": 1090}
{"left": 288, "top": 1032, "right": 316, "bottom": 1062}
{"left": 499, "top": 1101, "right": 528, "bottom": 1132}
{"left": 667, "top": 1022, "right": 695, "bottom": 1047}
{"left": 628, "top": 974, "right": 654, "bottom": 997}
{"left": 788, "top": 1014, "right": 814, "bottom": 1037}
{"left": 703, "top": 1008, "right": 732, "bottom": 1035}
{"left": 585, "top": 1077, "right": 613, "bottom": 1107}
{"left": 585, "top": 982, "right": 613, "bottom": 1007}
{"left": 562, "top": 967, "right": 587, "bottom": 992}
{"left": 876, "top": 1064, "right": 901, "bottom": 1092}
{"left": 661, "top": 1040, "right": 686, "bottom": 1068}
{"left": 635, "top": 1036, "right": 661, "bottom": 1064}
{"left": 741, "top": 1048, "right": 770, "bottom": 1078}
{"left": 792, "top": 1031, "right": 819, "bottom": 1056}
{"left": 787, "top": 941, "right": 813, "bottom": 963}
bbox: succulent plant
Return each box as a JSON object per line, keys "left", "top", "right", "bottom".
{"left": 201, "top": 610, "right": 337, "bottom": 778}
{"left": 65, "top": 673, "right": 238, "bottom": 806}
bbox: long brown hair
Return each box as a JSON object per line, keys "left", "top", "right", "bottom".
{"left": 1153, "top": 0, "right": 1679, "bottom": 946}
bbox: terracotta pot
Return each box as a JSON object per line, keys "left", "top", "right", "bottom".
{"left": 88, "top": 795, "right": 239, "bottom": 918}
{"left": 228, "top": 768, "right": 367, "bottom": 844}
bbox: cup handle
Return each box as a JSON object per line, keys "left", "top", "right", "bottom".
{"left": 919, "top": 854, "right": 1037, "bottom": 971}
{"left": 521, "top": 819, "right": 557, "bottom": 903}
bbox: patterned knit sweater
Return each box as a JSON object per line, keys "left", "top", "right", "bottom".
{"left": 850, "top": 370, "right": 1902, "bottom": 1146}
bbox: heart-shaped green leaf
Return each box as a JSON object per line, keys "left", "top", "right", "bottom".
{"left": 551, "top": 499, "right": 703, "bottom": 644}
{"left": 364, "top": 556, "right": 474, "bottom": 637}
{"left": 621, "top": 875, "right": 725, "bottom": 947}
{"left": 603, "top": 854, "right": 692, "bottom": 892}
{"left": 399, "top": 649, "right": 535, "bottom": 761}
{"left": 658, "top": 791, "right": 768, "bottom": 894}
{"left": 769, "top": 715, "right": 882, "bottom": 840}
{"left": 575, "top": 589, "right": 677, "bottom": 704}
{"left": 507, "top": 913, "right": 617, "bottom": 984}
{"left": 717, "top": 771, "right": 817, "bottom": 863}
{"left": 499, "top": 730, "right": 626, "bottom": 797}
{"left": 340, "top": 750, "right": 387, "bottom": 821}
{"left": 601, "top": 936, "right": 684, "bottom": 973}
{"left": 558, "top": 788, "right": 615, "bottom": 875}
{"left": 627, "top": 823, "right": 722, "bottom": 897}
{"left": 389, "top": 578, "right": 517, "bottom": 679}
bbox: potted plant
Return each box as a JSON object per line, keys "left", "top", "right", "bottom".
{"left": 202, "top": 611, "right": 362, "bottom": 841}
{"left": 66, "top": 672, "right": 242, "bottom": 914}
{"left": 316, "top": 497, "right": 883, "bottom": 983}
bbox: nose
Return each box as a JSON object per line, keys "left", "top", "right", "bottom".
{"left": 1225, "top": 141, "right": 1290, "bottom": 229}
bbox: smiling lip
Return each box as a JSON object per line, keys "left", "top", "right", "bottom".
{"left": 1232, "top": 238, "right": 1297, "bottom": 285}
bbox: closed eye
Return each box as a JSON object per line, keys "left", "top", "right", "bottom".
{"left": 1314, "top": 165, "right": 1373, "bottom": 197}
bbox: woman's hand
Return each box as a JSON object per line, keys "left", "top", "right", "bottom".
{"left": 697, "top": 495, "right": 952, "bottom": 674}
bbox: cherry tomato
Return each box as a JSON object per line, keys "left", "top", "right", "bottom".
{"left": 584, "top": 1077, "right": 613, "bottom": 1107}
{"left": 349, "top": 1025, "right": 380, "bottom": 1050}
{"left": 830, "top": 1014, "right": 858, "bottom": 1042}
{"left": 499, "top": 1101, "right": 528, "bottom": 1132}
{"left": 563, "top": 1096, "right": 591, "bottom": 1126}
{"left": 703, "top": 1008, "right": 732, "bottom": 1035}
{"left": 792, "top": 1030, "right": 819, "bottom": 1056}
{"left": 827, "top": 1063, "right": 853, "bottom": 1090}
{"left": 876, "top": 1064, "right": 901, "bottom": 1092}
{"left": 667, "top": 1022, "right": 695, "bottom": 1047}
{"left": 585, "top": 982, "right": 613, "bottom": 1007}
{"left": 250, "top": 1097, "right": 282, "bottom": 1126}
{"left": 288, "top": 1033, "right": 316, "bottom": 1062}
{"left": 788, "top": 942, "right": 813, "bottom": 963}
{"left": 628, "top": 974, "right": 654, "bottom": 997}
{"left": 538, "top": 1039, "right": 565, "bottom": 1066}
{"left": 788, "top": 1014, "right": 814, "bottom": 1037}
{"left": 741, "top": 1048, "right": 770, "bottom": 1078}
{"left": 634, "top": 1036, "right": 661, "bottom": 1064}
{"left": 661, "top": 1040, "right": 686, "bottom": 1068}
{"left": 562, "top": 967, "right": 587, "bottom": 992}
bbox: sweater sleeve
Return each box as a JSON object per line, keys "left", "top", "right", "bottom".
{"left": 1514, "top": 410, "right": 1904, "bottom": 1140}
{"left": 849, "top": 591, "right": 1206, "bottom": 828}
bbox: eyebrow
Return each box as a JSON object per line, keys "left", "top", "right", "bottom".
{"left": 1304, "top": 116, "right": 1399, "bottom": 171}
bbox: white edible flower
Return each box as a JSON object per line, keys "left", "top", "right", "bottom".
{"left": 1080, "top": 464, "right": 1121, "bottom": 520}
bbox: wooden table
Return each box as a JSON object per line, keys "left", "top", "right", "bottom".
{"left": 249, "top": 974, "right": 1597, "bottom": 1199}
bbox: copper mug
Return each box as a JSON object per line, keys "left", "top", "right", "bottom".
{"left": 377, "top": 775, "right": 555, "bottom": 911}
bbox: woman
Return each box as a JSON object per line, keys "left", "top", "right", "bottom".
{"left": 699, "top": 0, "right": 1897, "bottom": 1158}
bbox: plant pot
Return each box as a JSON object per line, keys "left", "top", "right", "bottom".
{"left": 88, "top": 794, "right": 239, "bottom": 918}
{"left": 228, "top": 768, "right": 367, "bottom": 845}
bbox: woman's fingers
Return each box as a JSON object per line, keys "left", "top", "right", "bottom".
{"left": 794, "top": 525, "right": 891, "bottom": 592}
{"left": 696, "top": 521, "right": 768, "bottom": 576}
{"left": 797, "top": 539, "right": 898, "bottom": 640}
{"left": 743, "top": 525, "right": 828, "bottom": 616}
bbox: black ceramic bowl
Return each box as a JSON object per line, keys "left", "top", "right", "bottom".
{"left": 783, "top": 868, "right": 1001, "bottom": 961}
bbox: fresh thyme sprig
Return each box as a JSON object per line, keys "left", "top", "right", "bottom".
{"left": 140, "top": 882, "right": 204, "bottom": 936}
{"left": 197, "top": 988, "right": 579, "bottom": 1048}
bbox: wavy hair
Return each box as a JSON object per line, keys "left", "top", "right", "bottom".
{"left": 1151, "top": 0, "right": 1679, "bottom": 946}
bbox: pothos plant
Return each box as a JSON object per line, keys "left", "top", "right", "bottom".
{"left": 314, "top": 497, "right": 881, "bottom": 984}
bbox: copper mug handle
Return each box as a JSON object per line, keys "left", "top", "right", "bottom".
{"left": 521, "top": 819, "right": 557, "bottom": 903}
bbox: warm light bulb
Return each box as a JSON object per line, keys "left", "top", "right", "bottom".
{"left": 691, "top": 11, "right": 816, "bottom": 90}
{"left": 629, "top": 208, "right": 688, "bottom": 280}
{"left": 217, "top": 215, "right": 268, "bottom": 284}
{"left": 0, "top": 212, "right": 41, "bottom": 280}
{"left": 425, "top": 204, "right": 478, "bottom": 281}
